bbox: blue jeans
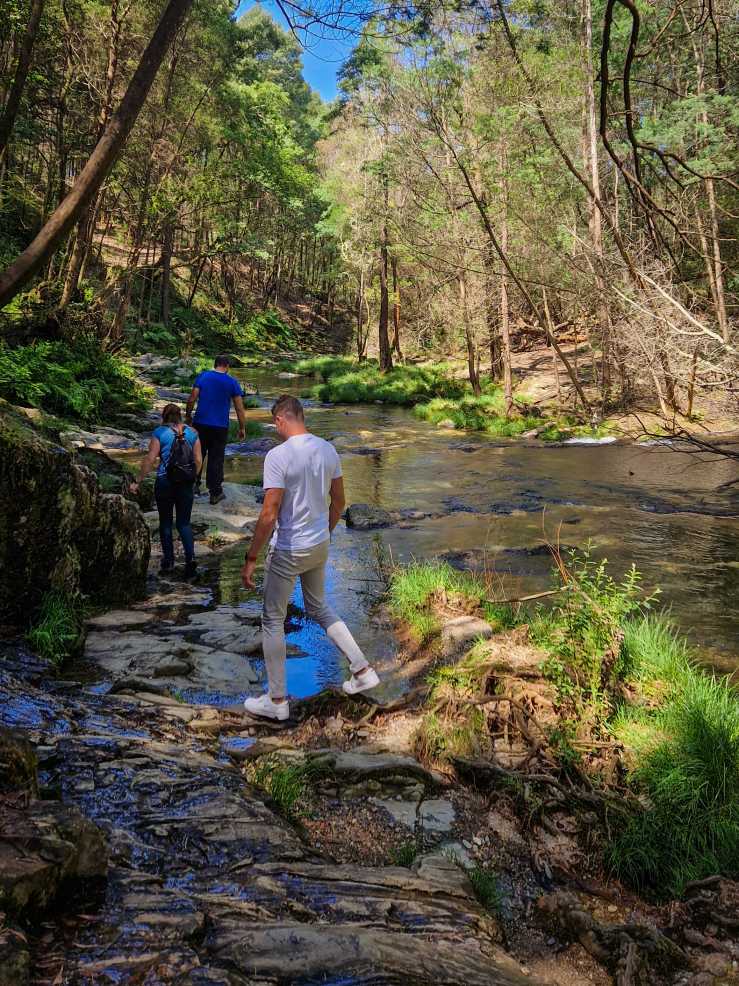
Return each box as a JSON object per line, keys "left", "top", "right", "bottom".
{"left": 155, "top": 476, "right": 195, "bottom": 566}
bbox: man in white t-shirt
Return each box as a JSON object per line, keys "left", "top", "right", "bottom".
{"left": 241, "top": 395, "right": 380, "bottom": 720}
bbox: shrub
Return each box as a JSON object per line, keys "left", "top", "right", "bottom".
{"left": 0, "top": 338, "right": 148, "bottom": 424}
{"left": 529, "top": 547, "right": 649, "bottom": 716}
{"left": 27, "top": 590, "right": 84, "bottom": 666}
{"left": 296, "top": 357, "right": 466, "bottom": 406}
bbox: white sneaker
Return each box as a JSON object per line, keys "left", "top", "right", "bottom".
{"left": 244, "top": 693, "right": 290, "bottom": 721}
{"left": 342, "top": 666, "right": 380, "bottom": 695}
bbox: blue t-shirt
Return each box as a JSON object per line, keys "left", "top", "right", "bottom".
{"left": 193, "top": 370, "right": 243, "bottom": 428}
{"left": 154, "top": 424, "right": 198, "bottom": 478}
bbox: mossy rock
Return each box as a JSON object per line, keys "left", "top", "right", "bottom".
{"left": 0, "top": 401, "right": 150, "bottom": 627}
{"left": 0, "top": 727, "right": 38, "bottom": 795}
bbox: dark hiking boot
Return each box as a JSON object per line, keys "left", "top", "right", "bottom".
{"left": 184, "top": 561, "right": 198, "bottom": 580}
{"left": 209, "top": 491, "right": 226, "bottom": 505}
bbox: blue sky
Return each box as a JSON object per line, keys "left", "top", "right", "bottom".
{"left": 235, "top": 1, "right": 356, "bottom": 101}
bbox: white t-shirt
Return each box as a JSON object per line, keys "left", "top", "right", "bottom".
{"left": 263, "top": 433, "right": 342, "bottom": 551}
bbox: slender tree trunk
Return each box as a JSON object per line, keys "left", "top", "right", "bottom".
{"left": 378, "top": 168, "right": 393, "bottom": 373}
{"left": 0, "top": 0, "right": 46, "bottom": 160}
{"left": 160, "top": 220, "right": 173, "bottom": 324}
{"left": 581, "top": 0, "right": 611, "bottom": 399}
{"left": 499, "top": 143, "right": 513, "bottom": 416}
{"left": 542, "top": 289, "right": 562, "bottom": 403}
{"left": 0, "top": 0, "right": 195, "bottom": 309}
{"left": 59, "top": 0, "right": 124, "bottom": 313}
{"left": 459, "top": 274, "right": 481, "bottom": 396}
{"left": 391, "top": 256, "right": 402, "bottom": 359}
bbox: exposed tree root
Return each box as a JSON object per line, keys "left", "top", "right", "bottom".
{"left": 536, "top": 891, "right": 688, "bottom": 986}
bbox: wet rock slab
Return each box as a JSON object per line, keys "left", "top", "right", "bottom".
{"left": 0, "top": 656, "right": 538, "bottom": 985}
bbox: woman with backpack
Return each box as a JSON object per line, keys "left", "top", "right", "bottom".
{"left": 131, "top": 403, "right": 202, "bottom": 578}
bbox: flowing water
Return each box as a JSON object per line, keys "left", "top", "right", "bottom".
{"left": 224, "top": 368, "right": 738, "bottom": 682}
{"left": 118, "top": 367, "right": 738, "bottom": 702}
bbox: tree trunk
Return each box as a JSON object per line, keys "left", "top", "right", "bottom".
{"left": 0, "top": 0, "right": 46, "bottom": 161}
{"left": 59, "top": 0, "right": 124, "bottom": 313}
{"left": 499, "top": 143, "right": 513, "bottom": 416}
{"left": 459, "top": 274, "right": 481, "bottom": 396}
{"left": 378, "top": 225, "right": 393, "bottom": 372}
{"left": 160, "top": 220, "right": 174, "bottom": 324}
{"left": 581, "top": 0, "right": 611, "bottom": 400}
{"left": 391, "top": 256, "right": 402, "bottom": 359}
{"left": 0, "top": 0, "right": 195, "bottom": 310}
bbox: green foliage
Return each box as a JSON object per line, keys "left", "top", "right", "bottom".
{"left": 227, "top": 418, "right": 263, "bottom": 442}
{"left": 250, "top": 756, "right": 316, "bottom": 818}
{"left": 0, "top": 339, "right": 148, "bottom": 424}
{"left": 414, "top": 391, "right": 610, "bottom": 442}
{"left": 389, "top": 840, "right": 419, "bottom": 867}
{"left": 27, "top": 590, "right": 84, "bottom": 667}
{"left": 529, "top": 547, "right": 649, "bottom": 715}
{"left": 387, "top": 560, "right": 489, "bottom": 641}
{"left": 609, "top": 664, "right": 739, "bottom": 897}
{"left": 295, "top": 357, "right": 466, "bottom": 406}
{"left": 469, "top": 866, "right": 502, "bottom": 915}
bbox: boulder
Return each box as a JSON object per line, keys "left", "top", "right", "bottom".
{"left": 0, "top": 403, "right": 150, "bottom": 626}
{"left": 345, "top": 503, "right": 394, "bottom": 530}
{"left": 441, "top": 615, "right": 494, "bottom": 658}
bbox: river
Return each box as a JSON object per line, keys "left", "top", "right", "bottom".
{"left": 179, "top": 366, "right": 739, "bottom": 701}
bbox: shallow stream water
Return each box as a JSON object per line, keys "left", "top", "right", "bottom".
{"left": 115, "top": 367, "right": 738, "bottom": 702}
{"left": 226, "top": 369, "right": 738, "bottom": 680}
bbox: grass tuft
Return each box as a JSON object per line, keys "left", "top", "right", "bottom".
{"left": 249, "top": 756, "right": 316, "bottom": 818}
{"left": 469, "top": 865, "right": 503, "bottom": 914}
{"left": 27, "top": 590, "right": 84, "bottom": 666}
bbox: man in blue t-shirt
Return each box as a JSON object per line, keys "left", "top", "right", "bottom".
{"left": 185, "top": 355, "right": 247, "bottom": 505}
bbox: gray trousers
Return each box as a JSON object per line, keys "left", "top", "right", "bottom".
{"left": 262, "top": 538, "right": 368, "bottom": 697}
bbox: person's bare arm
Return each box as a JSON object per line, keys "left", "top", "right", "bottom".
{"left": 241, "top": 488, "right": 284, "bottom": 589}
{"left": 130, "top": 438, "right": 161, "bottom": 493}
{"left": 329, "top": 477, "right": 346, "bottom": 532}
{"left": 233, "top": 395, "right": 246, "bottom": 441}
{"left": 193, "top": 437, "right": 203, "bottom": 473}
{"left": 185, "top": 386, "right": 199, "bottom": 424}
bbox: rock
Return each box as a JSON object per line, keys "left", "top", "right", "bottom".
{"left": 436, "top": 419, "right": 457, "bottom": 429}
{"left": 440, "top": 615, "right": 494, "bottom": 658}
{"left": 153, "top": 657, "right": 193, "bottom": 677}
{"left": 0, "top": 800, "right": 107, "bottom": 917}
{"left": 345, "top": 503, "right": 394, "bottom": 530}
{"left": 0, "top": 927, "right": 30, "bottom": 986}
{"left": 87, "top": 609, "right": 156, "bottom": 629}
{"left": 419, "top": 798, "right": 457, "bottom": 834}
{"left": 277, "top": 371, "right": 300, "bottom": 379}
{"left": 60, "top": 425, "right": 141, "bottom": 451}
{"left": 0, "top": 403, "right": 150, "bottom": 626}
{"left": 440, "top": 841, "right": 474, "bottom": 869}
{"left": 412, "top": 852, "right": 473, "bottom": 894}
{"left": 370, "top": 798, "right": 419, "bottom": 828}
{"left": 307, "top": 750, "right": 439, "bottom": 791}
{"left": 86, "top": 628, "right": 261, "bottom": 692}
{"left": 0, "top": 727, "right": 37, "bottom": 794}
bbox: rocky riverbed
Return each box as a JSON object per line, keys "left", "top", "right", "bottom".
{"left": 0, "top": 640, "right": 536, "bottom": 986}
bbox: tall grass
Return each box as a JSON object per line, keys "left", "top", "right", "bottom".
{"left": 387, "top": 560, "right": 487, "bottom": 641}
{"left": 609, "top": 665, "right": 739, "bottom": 896}
{"left": 27, "top": 590, "right": 84, "bottom": 666}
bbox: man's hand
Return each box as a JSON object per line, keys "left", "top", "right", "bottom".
{"left": 238, "top": 425, "right": 246, "bottom": 441}
{"left": 241, "top": 558, "right": 257, "bottom": 590}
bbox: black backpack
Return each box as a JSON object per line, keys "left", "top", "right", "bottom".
{"left": 166, "top": 426, "right": 196, "bottom": 484}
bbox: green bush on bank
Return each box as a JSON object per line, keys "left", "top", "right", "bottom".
{"left": 0, "top": 338, "right": 148, "bottom": 424}
{"left": 415, "top": 389, "right": 611, "bottom": 441}
{"left": 296, "top": 357, "right": 466, "bottom": 406}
